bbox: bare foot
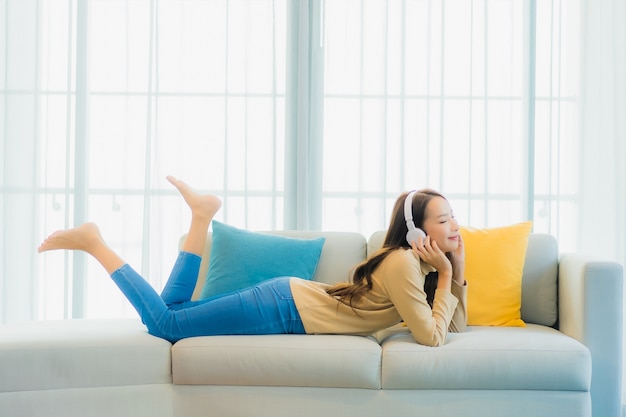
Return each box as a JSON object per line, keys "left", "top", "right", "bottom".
{"left": 166, "top": 175, "right": 222, "bottom": 220}
{"left": 39, "top": 222, "right": 126, "bottom": 274}
{"left": 38, "top": 222, "right": 105, "bottom": 254}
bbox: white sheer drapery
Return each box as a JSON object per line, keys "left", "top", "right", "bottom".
{"left": 2, "top": 0, "right": 290, "bottom": 321}
{"left": 1, "top": 0, "right": 624, "bottom": 348}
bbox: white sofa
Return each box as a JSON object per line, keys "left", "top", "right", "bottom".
{"left": 0, "top": 230, "right": 622, "bottom": 417}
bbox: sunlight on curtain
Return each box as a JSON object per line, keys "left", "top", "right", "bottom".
{"left": 321, "top": 0, "right": 533, "bottom": 239}
{"left": 1, "top": 0, "right": 287, "bottom": 321}
{"left": 1, "top": 0, "right": 44, "bottom": 323}
{"left": 532, "top": 0, "right": 581, "bottom": 248}
{"left": 578, "top": 0, "right": 626, "bottom": 263}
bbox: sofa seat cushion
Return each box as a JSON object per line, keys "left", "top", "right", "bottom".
{"left": 380, "top": 324, "right": 590, "bottom": 391}
{"left": 172, "top": 334, "right": 381, "bottom": 389}
{"left": 0, "top": 319, "right": 172, "bottom": 392}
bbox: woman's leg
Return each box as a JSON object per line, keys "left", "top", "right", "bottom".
{"left": 38, "top": 222, "right": 191, "bottom": 342}
{"left": 36, "top": 177, "right": 217, "bottom": 339}
{"left": 39, "top": 224, "right": 304, "bottom": 342}
{"left": 159, "top": 176, "right": 221, "bottom": 305}
{"left": 108, "top": 271, "right": 304, "bottom": 342}
{"left": 140, "top": 276, "right": 305, "bottom": 341}
{"left": 37, "top": 176, "right": 221, "bottom": 298}
{"left": 160, "top": 252, "right": 202, "bottom": 307}
{"left": 166, "top": 175, "right": 221, "bottom": 257}
{"left": 38, "top": 178, "right": 304, "bottom": 343}
{"left": 181, "top": 277, "right": 305, "bottom": 337}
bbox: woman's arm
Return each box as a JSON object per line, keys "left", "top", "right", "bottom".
{"left": 382, "top": 251, "right": 460, "bottom": 347}
{"left": 449, "top": 281, "right": 468, "bottom": 332}
{"left": 447, "top": 235, "right": 468, "bottom": 331}
{"left": 448, "top": 234, "right": 466, "bottom": 286}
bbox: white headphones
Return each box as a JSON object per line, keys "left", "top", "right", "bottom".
{"left": 404, "top": 190, "right": 427, "bottom": 245}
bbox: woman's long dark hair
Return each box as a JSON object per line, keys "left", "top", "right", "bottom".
{"left": 326, "top": 189, "right": 444, "bottom": 308}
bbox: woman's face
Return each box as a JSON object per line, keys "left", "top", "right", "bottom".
{"left": 422, "top": 196, "right": 460, "bottom": 253}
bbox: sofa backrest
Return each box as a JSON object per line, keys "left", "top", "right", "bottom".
{"left": 520, "top": 234, "right": 558, "bottom": 326}
{"left": 367, "top": 231, "right": 559, "bottom": 327}
{"left": 185, "top": 230, "right": 558, "bottom": 327}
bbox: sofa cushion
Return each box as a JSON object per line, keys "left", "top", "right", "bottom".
{"left": 172, "top": 334, "right": 381, "bottom": 389}
{"left": 200, "top": 221, "right": 326, "bottom": 299}
{"left": 380, "top": 324, "right": 590, "bottom": 391}
{"left": 0, "top": 319, "right": 172, "bottom": 392}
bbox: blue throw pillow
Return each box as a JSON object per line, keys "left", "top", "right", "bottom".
{"left": 199, "top": 221, "right": 326, "bottom": 299}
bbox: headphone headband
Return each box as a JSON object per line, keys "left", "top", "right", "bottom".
{"left": 404, "top": 190, "right": 417, "bottom": 229}
{"left": 403, "top": 190, "right": 426, "bottom": 245}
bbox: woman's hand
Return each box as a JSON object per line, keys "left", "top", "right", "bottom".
{"left": 447, "top": 234, "right": 466, "bottom": 286}
{"left": 411, "top": 237, "right": 452, "bottom": 291}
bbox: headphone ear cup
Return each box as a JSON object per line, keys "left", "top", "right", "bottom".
{"left": 406, "top": 228, "right": 426, "bottom": 245}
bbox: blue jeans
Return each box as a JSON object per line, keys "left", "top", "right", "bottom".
{"left": 110, "top": 252, "right": 306, "bottom": 343}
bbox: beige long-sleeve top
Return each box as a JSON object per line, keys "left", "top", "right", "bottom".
{"left": 290, "top": 248, "right": 467, "bottom": 347}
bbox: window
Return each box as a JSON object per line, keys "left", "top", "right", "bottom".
{"left": 0, "top": 0, "right": 590, "bottom": 320}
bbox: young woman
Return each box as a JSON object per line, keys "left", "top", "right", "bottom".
{"left": 38, "top": 176, "right": 467, "bottom": 346}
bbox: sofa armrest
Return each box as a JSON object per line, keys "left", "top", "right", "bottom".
{"left": 558, "top": 254, "right": 623, "bottom": 417}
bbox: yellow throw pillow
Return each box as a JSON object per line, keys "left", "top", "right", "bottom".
{"left": 459, "top": 221, "right": 533, "bottom": 327}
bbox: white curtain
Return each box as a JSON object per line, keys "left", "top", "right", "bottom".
{"left": 2, "top": 0, "right": 290, "bottom": 321}
{"left": 578, "top": 0, "right": 626, "bottom": 262}
{"left": 1, "top": 0, "right": 624, "bottom": 351}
